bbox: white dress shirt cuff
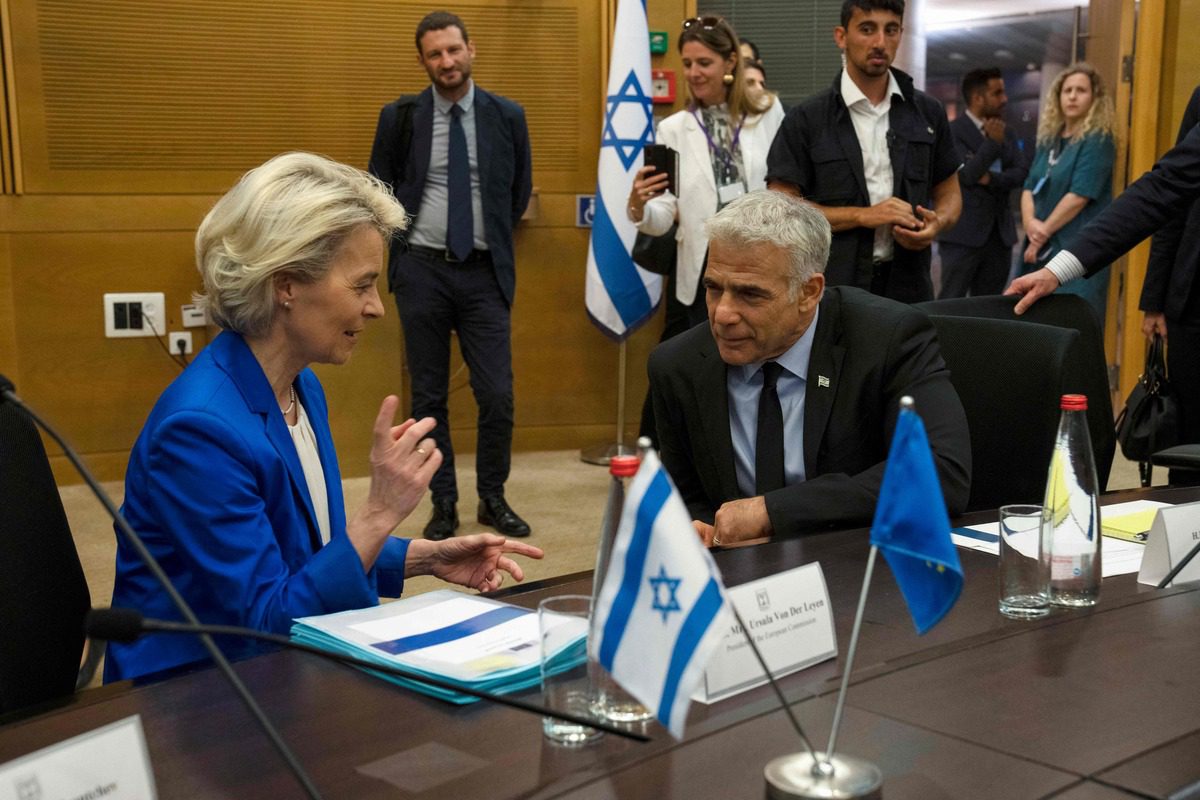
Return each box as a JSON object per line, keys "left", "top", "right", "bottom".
{"left": 1045, "top": 250, "right": 1086, "bottom": 285}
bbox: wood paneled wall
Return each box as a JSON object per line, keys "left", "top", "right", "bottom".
{"left": 0, "top": 0, "right": 690, "bottom": 484}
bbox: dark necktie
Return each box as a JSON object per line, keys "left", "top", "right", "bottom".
{"left": 447, "top": 103, "right": 474, "bottom": 262}
{"left": 755, "top": 361, "right": 786, "bottom": 495}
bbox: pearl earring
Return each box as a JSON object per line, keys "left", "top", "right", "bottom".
{"left": 723, "top": 73, "right": 735, "bottom": 86}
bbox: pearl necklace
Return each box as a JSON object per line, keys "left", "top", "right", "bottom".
{"left": 283, "top": 385, "right": 296, "bottom": 416}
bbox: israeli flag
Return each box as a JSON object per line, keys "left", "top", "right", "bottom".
{"left": 592, "top": 450, "right": 731, "bottom": 738}
{"left": 584, "top": 0, "right": 663, "bottom": 341}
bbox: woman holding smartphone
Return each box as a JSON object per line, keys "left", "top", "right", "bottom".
{"left": 626, "top": 15, "right": 783, "bottom": 440}
{"left": 1019, "top": 63, "right": 1117, "bottom": 322}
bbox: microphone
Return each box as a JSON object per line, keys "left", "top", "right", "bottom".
{"left": 1, "top": 375, "right": 324, "bottom": 799}
{"left": 86, "top": 608, "right": 650, "bottom": 742}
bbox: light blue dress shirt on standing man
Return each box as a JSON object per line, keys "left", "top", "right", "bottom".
{"left": 407, "top": 82, "right": 487, "bottom": 251}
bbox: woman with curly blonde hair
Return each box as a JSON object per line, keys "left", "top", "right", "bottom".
{"left": 1020, "top": 63, "right": 1118, "bottom": 320}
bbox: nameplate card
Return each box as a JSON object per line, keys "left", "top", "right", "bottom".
{"left": 0, "top": 715, "right": 157, "bottom": 799}
{"left": 1138, "top": 501, "right": 1200, "bottom": 587}
{"left": 693, "top": 563, "right": 837, "bottom": 704}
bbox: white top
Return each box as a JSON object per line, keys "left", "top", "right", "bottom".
{"left": 637, "top": 96, "right": 785, "bottom": 305}
{"left": 288, "top": 398, "right": 331, "bottom": 546}
{"left": 840, "top": 69, "right": 904, "bottom": 262}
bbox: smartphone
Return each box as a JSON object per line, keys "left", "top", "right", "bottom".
{"left": 642, "top": 144, "right": 678, "bottom": 196}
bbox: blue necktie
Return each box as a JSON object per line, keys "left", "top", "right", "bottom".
{"left": 755, "top": 362, "right": 786, "bottom": 495}
{"left": 447, "top": 103, "right": 474, "bottom": 262}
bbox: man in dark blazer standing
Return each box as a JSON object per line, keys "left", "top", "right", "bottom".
{"left": 369, "top": 11, "right": 532, "bottom": 540}
{"left": 650, "top": 191, "right": 970, "bottom": 546}
{"left": 938, "top": 68, "right": 1028, "bottom": 297}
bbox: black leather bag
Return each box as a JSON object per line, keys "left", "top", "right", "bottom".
{"left": 631, "top": 224, "right": 678, "bottom": 275}
{"left": 1115, "top": 334, "right": 1180, "bottom": 462}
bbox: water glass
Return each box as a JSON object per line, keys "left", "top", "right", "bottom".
{"left": 998, "top": 504, "right": 1050, "bottom": 619}
{"left": 538, "top": 595, "right": 603, "bottom": 745}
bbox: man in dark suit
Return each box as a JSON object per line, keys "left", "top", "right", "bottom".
{"left": 650, "top": 191, "right": 970, "bottom": 546}
{"left": 369, "top": 11, "right": 532, "bottom": 540}
{"left": 938, "top": 68, "right": 1028, "bottom": 297}
{"left": 1140, "top": 87, "right": 1200, "bottom": 484}
{"left": 1010, "top": 88, "right": 1200, "bottom": 483}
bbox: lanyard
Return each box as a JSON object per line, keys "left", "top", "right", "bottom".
{"left": 690, "top": 108, "right": 744, "bottom": 180}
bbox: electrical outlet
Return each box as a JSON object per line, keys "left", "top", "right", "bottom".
{"left": 104, "top": 292, "right": 166, "bottom": 338}
{"left": 181, "top": 303, "right": 208, "bottom": 328}
{"left": 168, "top": 331, "right": 193, "bottom": 355}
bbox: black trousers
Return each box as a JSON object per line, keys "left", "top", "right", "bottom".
{"left": 938, "top": 229, "right": 1014, "bottom": 298}
{"left": 393, "top": 249, "right": 513, "bottom": 502}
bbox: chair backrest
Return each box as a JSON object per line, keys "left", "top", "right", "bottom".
{"left": 0, "top": 402, "right": 91, "bottom": 715}
{"left": 916, "top": 293, "right": 1116, "bottom": 491}
{"left": 927, "top": 314, "right": 1078, "bottom": 512}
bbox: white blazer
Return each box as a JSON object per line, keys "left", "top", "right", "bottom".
{"left": 638, "top": 96, "right": 785, "bottom": 305}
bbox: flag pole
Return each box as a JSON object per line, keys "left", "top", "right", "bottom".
{"left": 728, "top": 602, "right": 817, "bottom": 758}
{"left": 580, "top": 340, "right": 635, "bottom": 465}
{"left": 762, "top": 397, "right": 924, "bottom": 799}
{"left": 823, "top": 545, "right": 879, "bottom": 763}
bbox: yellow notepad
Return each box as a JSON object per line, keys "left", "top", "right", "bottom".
{"left": 1101, "top": 509, "right": 1156, "bottom": 542}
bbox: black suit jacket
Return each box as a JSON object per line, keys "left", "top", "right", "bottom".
{"left": 648, "top": 287, "right": 971, "bottom": 538}
{"left": 1140, "top": 86, "right": 1200, "bottom": 322}
{"left": 368, "top": 85, "right": 532, "bottom": 304}
{"left": 939, "top": 115, "right": 1027, "bottom": 248}
{"left": 1069, "top": 113, "right": 1200, "bottom": 288}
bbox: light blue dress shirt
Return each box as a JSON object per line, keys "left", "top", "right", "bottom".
{"left": 727, "top": 307, "right": 819, "bottom": 498}
{"left": 408, "top": 81, "right": 488, "bottom": 251}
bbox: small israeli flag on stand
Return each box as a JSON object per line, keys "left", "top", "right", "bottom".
{"left": 592, "top": 450, "right": 731, "bottom": 738}
{"left": 584, "top": 0, "right": 662, "bottom": 340}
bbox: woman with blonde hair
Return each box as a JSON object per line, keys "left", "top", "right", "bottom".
{"left": 1020, "top": 62, "right": 1117, "bottom": 320}
{"left": 106, "top": 152, "right": 542, "bottom": 682}
{"left": 627, "top": 15, "right": 784, "bottom": 441}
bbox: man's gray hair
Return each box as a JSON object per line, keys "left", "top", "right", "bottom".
{"left": 195, "top": 152, "right": 407, "bottom": 337}
{"left": 704, "top": 190, "right": 831, "bottom": 299}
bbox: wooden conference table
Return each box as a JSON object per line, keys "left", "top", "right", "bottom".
{"left": 3, "top": 487, "right": 1200, "bottom": 799}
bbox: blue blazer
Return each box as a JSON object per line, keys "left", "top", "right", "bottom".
{"left": 368, "top": 85, "right": 532, "bottom": 304}
{"left": 105, "top": 331, "right": 409, "bottom": 682}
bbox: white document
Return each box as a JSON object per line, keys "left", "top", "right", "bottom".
{"left": 0, "top": 715, "right": 157, "bottom": 800}
{"left": 299, "top": 590, "right": 572, "bottom": 681}
{"left": 1139, "top": 501, "right": 1200, "bottom": 587}
{"left": 951, "top": 500, "right": 1170, "bottom": 577}
{"left": 693, "top": 563, "right": 836, "bottom": 704}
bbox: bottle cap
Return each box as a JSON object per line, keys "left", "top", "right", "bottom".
{"left": 610, "top": 455, "right": 640, "bottom": 477}
{"left": 1060, "top": 393, "right": 1088, "bottom": 410}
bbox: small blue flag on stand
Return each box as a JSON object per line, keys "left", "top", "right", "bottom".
{"left": 869, "top": 406, "right": 963, "bottom": 634}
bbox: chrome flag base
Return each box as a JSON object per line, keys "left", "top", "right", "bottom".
{"left": 765, "top": 752, "right": 883, "bottom": 800}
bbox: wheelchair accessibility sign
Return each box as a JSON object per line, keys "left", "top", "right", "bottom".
{"left": 576, "top": 195, "right": 595, "bottom": 228}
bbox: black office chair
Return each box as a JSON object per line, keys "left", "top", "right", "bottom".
{"left": 0, "top": 401, "right": 93, "bottom": 715}
{"left": 927, "top": 315, "right": 1078, "bottom": 512}
{"left": 917, "top": 293, "right": 1116, "bottom": 491}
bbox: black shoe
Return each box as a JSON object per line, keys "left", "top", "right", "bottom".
{"left": 477, "top": 495, "right": 531, "bottom": 537}
{"left": 423, "top": 499, "right": 458, "bottom": 541}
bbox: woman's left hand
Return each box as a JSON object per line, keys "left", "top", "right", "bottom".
{"left": 1023, "top": 241, "right": 1041, "bottom": 264}
{"left": 407, "top": 534, "right": 544, "bottom": 592}
{"left": 1025, "top": 218, "right": 1050, "bottom": 248}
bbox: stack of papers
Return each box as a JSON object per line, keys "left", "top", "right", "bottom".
{"left": 950, "top": 500, "right": 1170, "bottom": 578}
{"left": 291, "top": 590, "right": 587, "bottom": 704}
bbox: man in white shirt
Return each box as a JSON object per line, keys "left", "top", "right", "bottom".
{"left": 767, "top": 0, "right": 961, "bottom": 303}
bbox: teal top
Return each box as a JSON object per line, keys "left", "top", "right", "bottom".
{"left": 1023, "top": 131, "right": 1116, "bottom": 264}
